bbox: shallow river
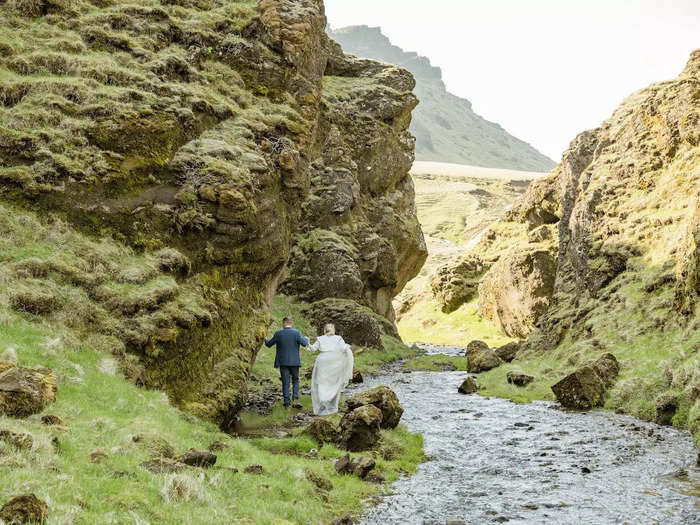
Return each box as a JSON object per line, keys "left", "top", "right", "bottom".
{"left": 353, "top": 347, "right": 700, "bottom": 525}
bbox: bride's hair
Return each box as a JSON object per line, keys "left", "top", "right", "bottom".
{"left": 324, "top": 323, "right": 335, "bottom": 335}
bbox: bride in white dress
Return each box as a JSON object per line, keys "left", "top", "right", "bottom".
{"left": 308, "top": 323, "right": 354, "bottom": 416}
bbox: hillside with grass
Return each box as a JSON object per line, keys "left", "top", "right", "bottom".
{"left": 327, "top": 25, "right": 556, "bottom": 172}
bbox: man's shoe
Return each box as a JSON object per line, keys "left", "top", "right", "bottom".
{"left": 284, "top": 404, "right": 291, "bottom": 409}
{"left": 292, "top": 402, "right": 302, "bottom": 409}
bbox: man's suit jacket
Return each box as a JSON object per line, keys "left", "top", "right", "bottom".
{"left": 265, "top": 327, "right": 309, "bottom": 367}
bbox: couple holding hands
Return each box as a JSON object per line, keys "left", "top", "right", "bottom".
{"left": 264, "top": 317, "right": 354, "bottom": 415}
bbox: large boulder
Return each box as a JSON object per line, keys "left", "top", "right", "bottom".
{"left": 430, "top": 255, "right": 485, "bottom": 313}
{"left": 495, "top": 341, "right": 521, "bottom": 363}
{"left": 478, "top": 248, "right": 557, "bottom": 338}
{"left": 458, "top": 377, "right": 478, "bottom": 394}
{"left": 551, "top": 365, "right": 605, "bottom": 409}
{"left": 466, "top": 341, "right": 502, "bottom": 373}
{"left": 334, "top": 454, "right": 376, "bottom": 479}
{"left": 339, "top": 405, "right": 383, "bottom": 451}
{"left": 0, "top": 364, "right": 57, "bottom": 418}
{"left": 345, "top": 386, "right": 403, "bottom": 429}
{"left": 303, "top": 298, "right": 398, "bottom": 349}
{"left": 506, "top": 371, "right": 534, "bottom": 387}
{"left": 304, "top": 418, "right": 341, "bottom": 444}
{"left": 0, "top": 494, "right": 48, "bottom": 524}
{"left": 551, "top": 354, "right": 619, "bottom": 409}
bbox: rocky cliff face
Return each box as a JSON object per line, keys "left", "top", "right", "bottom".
{"left": 461, "top": 51, "right": 699, "bottom": 440}
{"left": 279, "top": 41, "right": 427, "bottom": 327}
{"left": 328, "top": 25, "right": 555, "bottom": 171}
{"left": 0, "top": 0, "right": 424, "bottom": 426}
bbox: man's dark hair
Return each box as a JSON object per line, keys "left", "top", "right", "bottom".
{"left": 282, "top": 316, "right": 292, "bottom": 324}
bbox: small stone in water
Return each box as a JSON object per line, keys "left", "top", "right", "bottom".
{"left": 581, "top": 466, "right": 592, "bottom": 474}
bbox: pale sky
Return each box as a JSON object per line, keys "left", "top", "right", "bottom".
{"left": 325, "top": 0, "right": 699, "bottom": 162}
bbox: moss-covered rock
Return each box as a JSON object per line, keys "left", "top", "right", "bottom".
{"left": 466, "top": 340, "right": 502, "bottom": 373}
{"left": 345, "top": 385, "right": 403, "bottom": 429}
{"left": 0, "top": 493, "right": 48, "bottom": 524}
{"left": 339, "top": 404, "right": 383, "bottom": 452}
{"left": 304, "top": 417, "right": 341, "bottom": 444}
{"left": 430, "top": 254, "right": 484, "bottom": 313}
{"left": 0, "top": 364, "right": 57, "bottom": 417}
{"left": 303, "top": 298, "right": 398, "bottom": 349}
{"left": 0, "top": 0, "right": 425, "bottom": 426}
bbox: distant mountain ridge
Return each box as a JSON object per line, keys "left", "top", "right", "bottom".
{"left": 328, "top": 25, "right": 556, "bottom": 172}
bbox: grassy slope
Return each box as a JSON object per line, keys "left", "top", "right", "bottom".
{"left": 0, "top": 205, "right": 423, "bottom": 524}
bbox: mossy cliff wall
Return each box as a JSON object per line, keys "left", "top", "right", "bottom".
{"left": 0, "top": 0, "right": 424, "bottom": 427}
{"left": 280, "top": 42, "right": 427, "bottom": 324}
{"left": 469, "top": 51, "right": 700, "bottom": 440}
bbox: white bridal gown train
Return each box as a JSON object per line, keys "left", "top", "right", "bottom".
{"left": 309, "top": 335, "right": 354, "bottom": 416}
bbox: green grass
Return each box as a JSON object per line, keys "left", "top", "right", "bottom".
{"left": 0, "top": 212, "right": 424, "bottom": 523}
{"left": 397, "top": 295, "right": 512, "bottom": 347}
{"left": 403, "top": 354, "right": 466, "bottom": 372}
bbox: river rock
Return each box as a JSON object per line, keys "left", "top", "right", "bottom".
{"left": 340, "top": 405, "right": 382, "bottom": 451}
{"left": 551, "top": 353, "right": 620, "bottom": 409}
{"left": 0, "top": 493, "right": 48, "bottom": 524}
{"left": 334, "top": 453, "right": 376, "bottom": 478}
{"left": 495, "top": 342, "right": 521, "bottom": 363}
{"left": 178, "top": 449, "right": 217, "bottom": 467}
{"left": 351, "top": 368, "right": 364, "bottom": 384}
{"left": 466, "top": 341, "right": 502, "bottom": 373}
{"left": 304, "top": 418, "right": 341, "bottom": 444}
{"left": 458, "top": 377, "right": 478, "bottom": 394}
{"left": 0, "top": 364, "right": 57, "bottom": 417}
{"left": 551, "top": 365, "right": 605, "bottom": 409}
{"left": 507, "top": 371, "right": 534, "bottom": 387}
{"left": 345, "top": 386, "right": 403, "bottom": 429}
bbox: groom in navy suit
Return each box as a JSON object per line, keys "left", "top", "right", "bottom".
{"left": 265, "top": 316, "right": 309, "bottom": 408}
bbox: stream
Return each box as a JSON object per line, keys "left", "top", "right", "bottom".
{"left": 351, "top": 346, "right": 700, "bottom": 524}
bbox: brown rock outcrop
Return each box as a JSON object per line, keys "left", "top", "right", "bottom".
{"left": 0, "top": 364, "right": 57, "bottom": 418}
{"left": 478, "top": 248, "right": 557, "bottom": 339}
{"left": 339, "top": 404, "right": 383, "bottom": 451}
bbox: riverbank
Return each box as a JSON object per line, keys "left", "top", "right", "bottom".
{"left": 0, "top": 292, "right": 424, "bottom": 524}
